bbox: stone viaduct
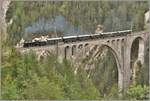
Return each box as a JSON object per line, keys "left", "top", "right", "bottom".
{"left": 17, "top": 30, "right": 149, "bottom": 93}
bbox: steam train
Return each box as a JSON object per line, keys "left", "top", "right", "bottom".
{"left": 23, "top": 30, "right": 132, "bottom": 48}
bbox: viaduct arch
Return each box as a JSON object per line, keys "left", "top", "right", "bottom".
{"left": 130, "top": 37, "right": 145, "bottom": 83}
{"left": 99, "top": 45, "right": 123, "bottom": 94}
{"left": 17, "top": 31, "right": 149, "bottom": 93}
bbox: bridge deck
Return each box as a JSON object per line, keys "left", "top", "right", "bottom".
{"left": 23, "top": 30, "right": 132, "bottom": 48}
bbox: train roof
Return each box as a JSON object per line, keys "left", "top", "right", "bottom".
{"left": 25, "top": 30, "right": 132, "bottom": 43}
{"left": 63, "top": 35, "right": 77, "bottom": 39}
{"left": 47, "top": 37, "right": 62, "bottom": 41}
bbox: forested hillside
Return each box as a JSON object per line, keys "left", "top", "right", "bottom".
{"left": 5, "top": 1, "right": 149, "bottom": 44}
{"left": 1, "top": 1, "right": 149, "bottom": 100}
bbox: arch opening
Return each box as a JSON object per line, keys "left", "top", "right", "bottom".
{"left": 85, "top": 43, "right": 89, "bottom": 47}
{"left": 72, "top": 45, "right": 76, "bottom": 56}
{"left": 84, "top": 43, "right": 89, "bottom": 55}
{"left": 87, "top": 45, "right": 121, "bottom": 98}
{"left": 130, "top": 37, "right": 145, "bottom": 84}
{"left": 64, "top": 46, "right": 70, "bottom": 59}
{"left": 78, "top": 44, "right": 83, "bottom": 49}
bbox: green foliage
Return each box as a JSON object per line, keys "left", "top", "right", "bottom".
{"left": 126, "top": 84, "right": 149, "bottom": 100}
{"left": 1, "top": 49, "right": 101, "bottom": 99}
{"left": 132, "top": 10, "right": 145, "bottom": 32}
{"left": 1, "top": 39, "right": 149, "bottom": 100}
{"left": 23, "top": 76, "right": 65, "bottom": 100}
{"left": 6, "top": 1, "right": 149, "bottom": 45}
{"left": 1, "top": 79, "right": 19, "bottom": 100}
{"left": 2, "top": 1, "right": 149, "bottom": 100}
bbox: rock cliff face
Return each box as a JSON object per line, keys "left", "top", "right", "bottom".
{"left": 0, "top": 0, "right": 11, "bottom": 41}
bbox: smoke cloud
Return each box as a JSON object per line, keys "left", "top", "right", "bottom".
{"left": 24, "top": 15, "right": 87, "bottom": 39}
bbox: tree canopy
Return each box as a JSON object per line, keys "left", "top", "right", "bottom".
{"left": 6, "top": 1, "right": 149, "bottom": 44}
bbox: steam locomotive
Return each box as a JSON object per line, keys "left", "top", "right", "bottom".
{"left": 23, "top": 30, "right": 132, "bottom": 48}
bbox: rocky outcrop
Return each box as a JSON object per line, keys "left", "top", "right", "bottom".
{"left": 0, "top": 0, "right": 11, "bottom": 41}
{"left": 144, "top": 10, "right": 150, "bottom": 30}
